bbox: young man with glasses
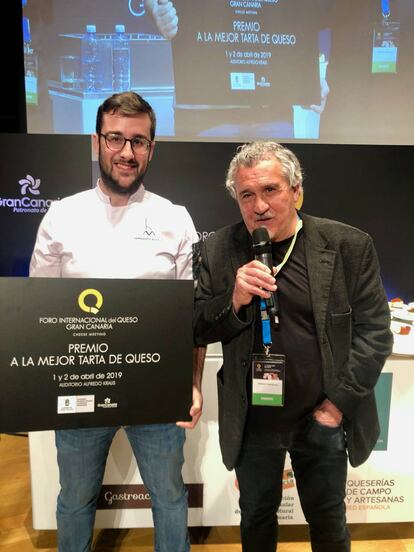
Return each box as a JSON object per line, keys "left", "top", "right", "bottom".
{"left": 30, "top": 91, "right": 202, "bottom": 552}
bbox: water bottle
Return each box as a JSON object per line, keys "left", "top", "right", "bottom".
{"left": 22, "top": 15, "right": 38, "bottom": 104}
{"left": 112, "top": 24, "right": 131, "bottom": 91}
{"left": 81, "top": 24, "right": 101, "bottom": 92}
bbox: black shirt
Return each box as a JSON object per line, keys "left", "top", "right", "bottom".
{"left": 246, "top": 230, "right": 324, "bottom": 434}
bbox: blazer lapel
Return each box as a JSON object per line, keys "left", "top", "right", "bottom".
{"left": 301, "top": 214, "right": 336, "bottom": 341}
{"left": 230, "top": 222, "right": 253, "bottom": 275}
{"left": 229, "top": 222, "right": 256, "bottom": 326}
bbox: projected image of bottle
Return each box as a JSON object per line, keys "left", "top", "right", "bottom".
{"left": 22, "top": 14, "right": 38, "bottom": 105}
{"left": 112, "top": 24, "right": 131, "bottom": 91}
{"left": 81, "top": 24, "right": 101, "bottom": 92}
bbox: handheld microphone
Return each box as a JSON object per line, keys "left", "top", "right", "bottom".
{"left": 252, "top": 227, "right": 279, "bottom": 323}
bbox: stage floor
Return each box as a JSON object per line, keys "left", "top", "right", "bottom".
{"left": 1, "top": 433, "right": 414, "bottom": 551}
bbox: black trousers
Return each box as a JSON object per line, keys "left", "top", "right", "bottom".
{"left": 235, "top": 416, "right": 350, "bottom": 552}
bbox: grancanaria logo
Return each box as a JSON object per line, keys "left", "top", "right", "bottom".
{"left": 19, "top": 174, "right": 40, "bottom": 195}
{"left": 0, "top": 174, "right": 53, "bottom": 213}
{"left": 78, "top": 289, "right": 103, "bottom": 314}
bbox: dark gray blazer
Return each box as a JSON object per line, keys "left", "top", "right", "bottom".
{"left": 194, "top": 212, "right": 393, "bottom": 470}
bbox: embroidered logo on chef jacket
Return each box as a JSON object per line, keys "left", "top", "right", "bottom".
{"left": 134, "top": 218, "right": 160, "bottom": 241}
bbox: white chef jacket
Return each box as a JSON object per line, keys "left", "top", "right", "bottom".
{"left": 29, "top": 182, "right": 197, "bottom": 280}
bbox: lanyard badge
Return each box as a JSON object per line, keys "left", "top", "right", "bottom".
{"left": 372, "top": 0, "right": 400, "bottom": 74}
{"left": 252, "top": 300, "right": 286, "bottom": 407}
{"left": 251, "top": 352, "right": 285, "bottom": 407}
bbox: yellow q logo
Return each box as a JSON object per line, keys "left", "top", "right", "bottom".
{"left": 78, "top": 289, "right": 103, "bottom": 314}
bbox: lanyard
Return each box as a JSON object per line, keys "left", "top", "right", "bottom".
{"left": 275, "top": 218, "right": 303, "bottom": 273}
{"left": 260, "top": 218, "right": 303, "bottom": 355}
{"left": 381, "top": 0, "right": 390, "bottom": 19}
{"left": 260, "top": 298, "right": 273, "bottom": 355}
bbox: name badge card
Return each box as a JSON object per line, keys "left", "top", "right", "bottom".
{"left": 372, "top": 21, "right": 400, "bottom": 74}
{"left": 251, "top": 353, "right": 285, "bottom": 407}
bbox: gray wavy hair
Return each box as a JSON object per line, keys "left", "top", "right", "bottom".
{"left": 225, "top": 141, "right": 304, "bottom": 199}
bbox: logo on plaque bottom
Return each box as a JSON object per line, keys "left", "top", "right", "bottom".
{"left": 97, "top": 397, "right": 118, "bottom": 409}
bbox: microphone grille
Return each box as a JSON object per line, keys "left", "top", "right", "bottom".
{"left": 252, "top": 227, "right": 270, "bottom": 246}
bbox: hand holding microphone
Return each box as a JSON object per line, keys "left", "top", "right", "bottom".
{"left": 232, "top": 227, "right": 277, "bottom": 315}
{"left": 252, "top": 227, "right": 279, "bottom": 321}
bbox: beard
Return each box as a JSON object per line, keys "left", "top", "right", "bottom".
{"left": 98, "top": 155, "right": 149, "bottom": 196}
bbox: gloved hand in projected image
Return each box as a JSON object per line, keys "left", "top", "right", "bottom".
{"left": 145, "top": 0, "right": 178, "bottom": 39}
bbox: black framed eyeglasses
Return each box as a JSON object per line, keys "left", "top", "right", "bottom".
{"left": 100, "top": 133, "right": 152, "bottom": 153}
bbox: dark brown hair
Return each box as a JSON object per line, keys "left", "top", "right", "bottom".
{"left": 96, "top": 91, "right": 156, "bottom": 140}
